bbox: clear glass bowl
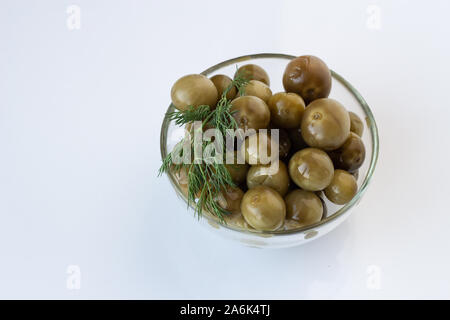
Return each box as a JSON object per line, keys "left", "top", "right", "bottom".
{"left": 160, "top": 53, "right": 379, "bottom": 248}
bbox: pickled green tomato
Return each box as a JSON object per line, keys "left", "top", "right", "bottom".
{"left": 241, "top": 185, "right": 286, "bottom": 231}
{"left": 234, "top": 64, "right": 270, "bottom": 86}
{"left": 288, "top": 148, "right": 334, "bottom": 191}
{"left": 210, "top": 74, "right": 237, "bottom": 100}
{"left": 301, "top": 98, "right": 350, "bottom": 150}
{"left": 171, "top": 74, "right": 218, "bottom": 111}
{"left": 283, "top": 55, "right": 331, "bottom": 104}
{"left": 285, "top": 190, "right": 323, "bottom": 227}
{"left": 230, "top": 96, "right": 270, "bottom": 130}
{"left": 268, "top": 92, "right": 305, "bottom": 129}
{"left": 324, "top": 170, "right": 357, "bottom": 205}
{"left": 246, "top": 161, "right": 290, "bottom": 196}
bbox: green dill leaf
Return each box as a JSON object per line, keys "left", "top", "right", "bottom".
{"left": 166, "top": 105, "right": 210, "bottom": 126}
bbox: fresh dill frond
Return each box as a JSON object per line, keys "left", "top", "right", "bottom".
{"left": 210, "top": 71, "right": 248, "bottom": 135}
{"left": 188, "top": 160, "right": 235, "bottom": 222}
{"left": 234, "top": 67, "right": 249, "bottom": 97}
{"left": 159, "top": 72, "right": 249, "bottom": 222}
{"left": 166, "top": 105, "right": 210, "bottom": 126}
{"left": 210, "top": 98, "right": 237, "bottom": 136}
{"left": 158, "top": 151, "right": 173, "bottom": 176}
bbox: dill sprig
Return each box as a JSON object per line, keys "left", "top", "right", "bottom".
{"left": 210, "top": 77, "right": 245, "bottom": 135}
{"left": 166, "top": 104, "right": 210, "bottom": 126}
{"left": 159, "top": 71, "right": 249, "bottom": 222}
{"left": 186, "top": 156, "right": 235, "bottom": 221}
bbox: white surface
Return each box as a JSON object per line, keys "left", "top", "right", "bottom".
{"left": 1, "top": 0, "right": 450, "bottom": 299}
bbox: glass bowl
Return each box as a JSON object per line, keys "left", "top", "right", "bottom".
{"left": 160, "top": 53, "right": 379, "bottom": 248}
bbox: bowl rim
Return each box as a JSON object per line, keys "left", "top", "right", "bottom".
{"left": 160, "top": 53, "right": 379, "bottom": 236}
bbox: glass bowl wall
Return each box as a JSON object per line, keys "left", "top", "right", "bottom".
{"left": 160, "top": 53, "right": 379, "bottom": 248}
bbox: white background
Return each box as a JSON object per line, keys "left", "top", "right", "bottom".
{"left": 1, "top": 0, "right": 450, "bottom": 299}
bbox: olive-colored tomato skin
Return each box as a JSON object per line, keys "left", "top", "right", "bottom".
{"left": 234, "top": 64, "right": 270, "bottom": 86}
{"left": 215, "top": 186, "right": 244, "bottom": 214}
{"left": 246, "top": 161, "right": 290, "bottom": 196}
{"left": 288, "top": 127, "right": 308, "bottom": 152}
{"left": 329, "top": 132, "right": 366, "bottom": 172}
{"left": 171, "top": 74, "right": 218, "bottom": 111}
{"left": 241, "top": 185, "right": 286, "bottom": 231}
{"left": 288, "top": 148, "right": 334, "bottom": 191}
{"left": 223, "top": 210, "right": 249, "bottom": 229}
{"left": 225, "top": 151, "right": 250, "bottom": 185}
{"left": 277, "top": 128, "right": 292, "bottom": 158}
{"left": 268, "top": 125, "right": 291, "bottom": 158}
{"left": 324, "top": 170, "right": 358, "bottom": 205}
{"left": 282, "top": 55, "right": 331, "bottom": 104}
{"left": 268, "top": 92, "right": 305, "bottom": 129}
{"left": 210, "top": 74, "right": 237, "bottom": 101}
{"left": 301, "top": 98, "right": 350, "bottom": 150}
{"left": 349, "top": 111, "right": 364, "bottom": 137}
{"left": 230, "top": 96, "right": 271, "bottom": 130}
{"left": 241, "top": 80, "right": 272, "bottom": 103}
{"left": 285, "top": 189, "right": 323, "bottom": 227}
